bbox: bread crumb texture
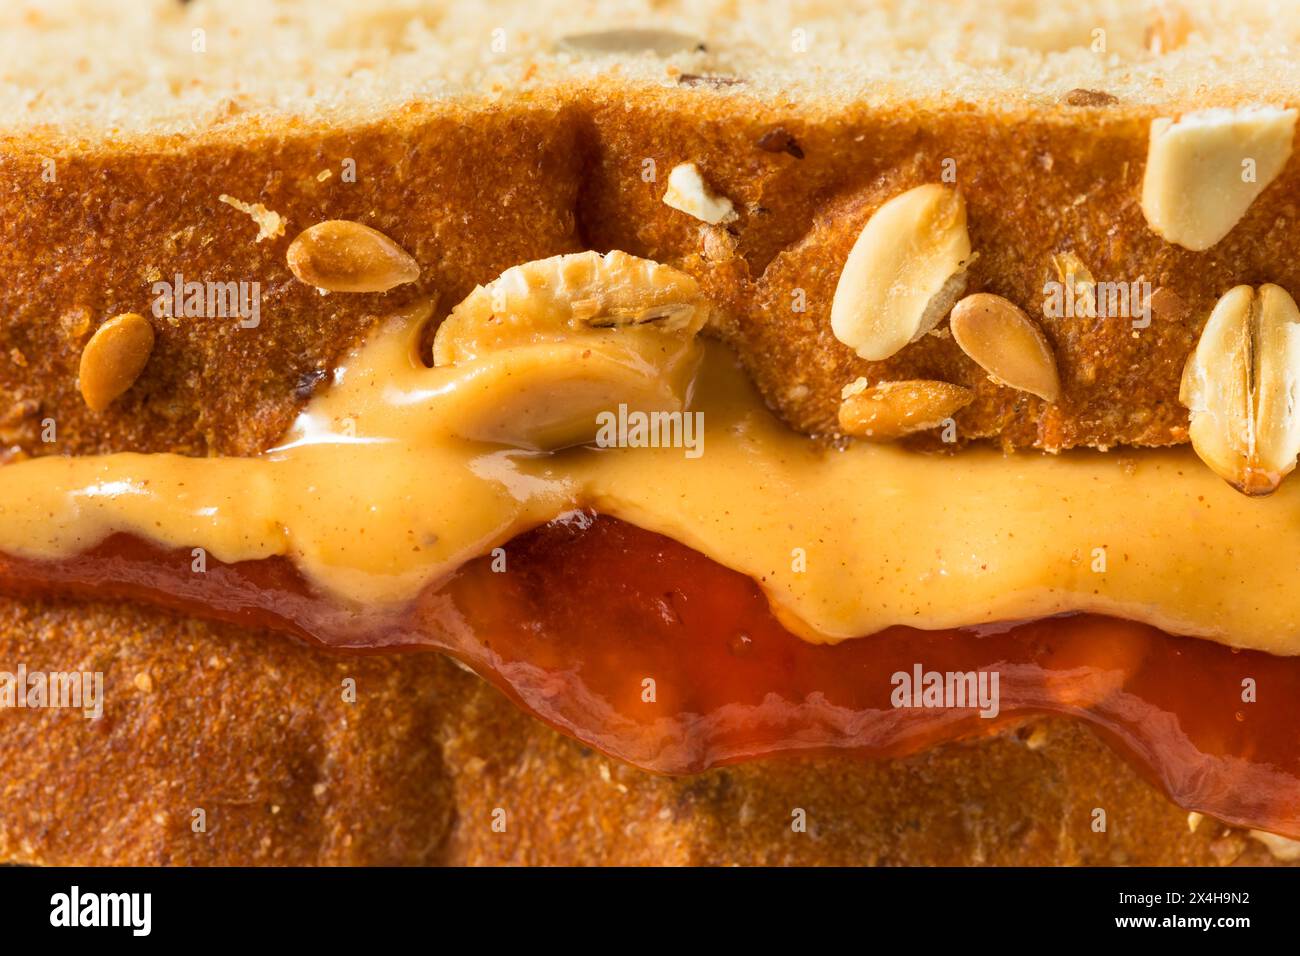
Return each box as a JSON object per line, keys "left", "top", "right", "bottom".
{"left": 1, "top": 0, "right": 1298, "bottom": 131}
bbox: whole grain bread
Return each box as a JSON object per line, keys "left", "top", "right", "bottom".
{"left": 2, "top": 0, "right": 1299, "bottom": 865}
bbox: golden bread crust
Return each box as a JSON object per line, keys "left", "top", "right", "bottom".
{"left": 3, "top": 88, "right": 1297, "bottom": 456}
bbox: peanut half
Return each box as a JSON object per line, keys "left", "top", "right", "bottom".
{"left": 433, "top": 251, "right": 709, "bottom": 451}
{"left": 831, "top": 184, "right": 972, "bottom": 362}
{"left": 286, "top": 220, "right": 419, "bottom": 293}
{"left": 433, "top": 250, "right": 708, "bottom": 365}
{"left": 950, "top": 293, "right": 1061, "bottom": 402}
{"left": 1141, "top": 106, "right": 1297, "bottom": 251}
{"left": 838, "top": 377, "right": 972, "bottom": 440}
{"left": 1180, "top": 283, "right": 1300, "bottom": 496}
{"left": 79, "top": 312, "right": 155, "bottom": 412}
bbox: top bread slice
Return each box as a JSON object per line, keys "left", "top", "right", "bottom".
{"left": 4, "top": 0, "right": 1299, "bottom": 129}
{"left": 2, "top": 0, "right": 1299, "bottom": 457}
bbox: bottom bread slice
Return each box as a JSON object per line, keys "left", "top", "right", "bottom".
{"left": 0, "top": 594, "right": 1284, "bottom": 866}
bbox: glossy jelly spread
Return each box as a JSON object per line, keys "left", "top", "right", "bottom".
{"left": 0, "top": 515, "right": 1297, "bottom": 838}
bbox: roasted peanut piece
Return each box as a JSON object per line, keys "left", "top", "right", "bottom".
{"left": 1248, "top": 830, "right": 1300, "bottom": 862}
{"left": 838, "top": 378, "right": 972, "bottom": 440}
{"left": 433, "top": 250, "right": 709, "bottom": 364}
{"left": 434, "top": 251, "right": 708, "bottom": 451}
{"left": 950, "top": 293, "right": 1061, "bottom": 402}
{"left": 434, "top": 341, "right": 695, "bottom": 452}
{"left": 286, "top": 220, "right": 419, "bottom": 292}
{"left": 831, "top": 184, "right": 971, "bottom": 361}
{"left": 1142, "top": 106, "right": 1297, "bottom": 251}
{"left": 1180, "top": 284, "right": 1300, "bottom": 495}
{"left": 661, "top": 163, "right": 738, "bottom": 225}
{"left": 79, "top": 312, "right": 155, "bottom": 412}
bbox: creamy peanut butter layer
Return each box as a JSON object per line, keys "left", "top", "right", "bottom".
{"left": 2, "top": 268, "right": 1298, "bottom": 653}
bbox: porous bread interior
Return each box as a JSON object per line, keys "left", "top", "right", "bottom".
{"left": 3, "top": 0, "right": 1299, "bottom": 137}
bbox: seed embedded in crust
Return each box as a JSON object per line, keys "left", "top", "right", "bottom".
{"left": 286, "top": 220, "right": 419, "bottom": 293}
{"left": 218, "top": 194, "right": 285, "bottom": 243}
{"left": 950, "top": 293, "right": 1061, "bottom": 402}
{"left": 1064, "top": 88, "right": 1118, "bottom": 107}
{"left": 830, "top": 184, "right": 971, "bottom": 362}
{"left": 838, "top": 378, "right": 973, "bottom": 440}
{"left": 1179, "top": 283, "right": 1300, "bottom": 496}
{"left": 555, "top": 29, "right": 703, "bottom": 57}
{"left": 79, "top": 312, "right": 155, "bottom": 412}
